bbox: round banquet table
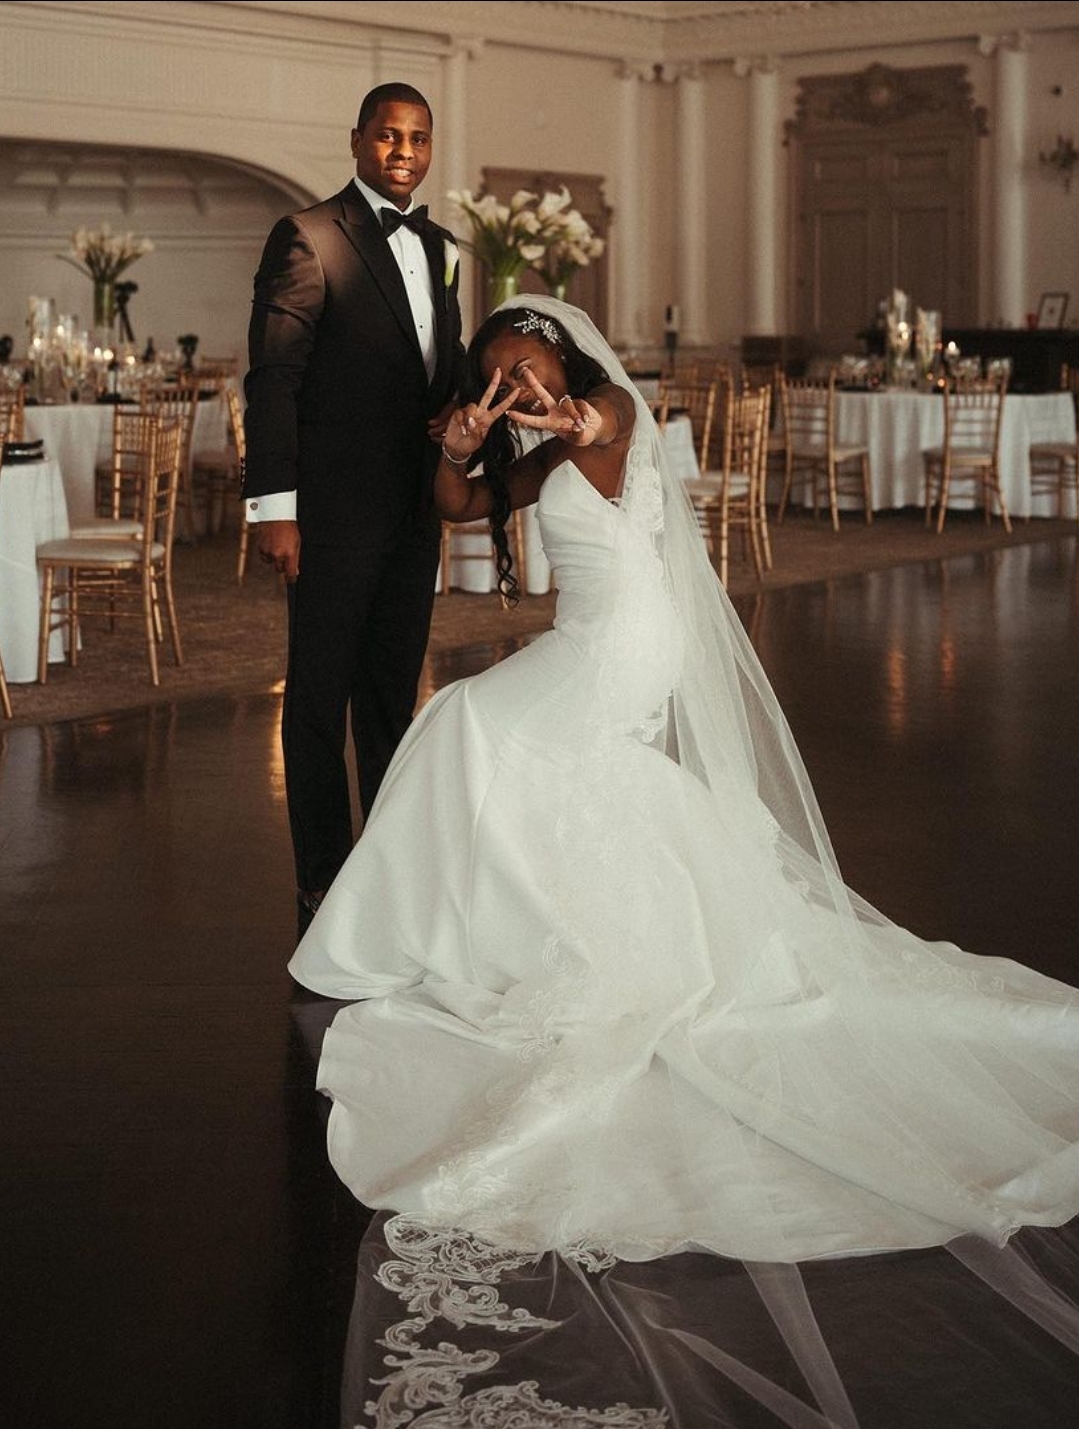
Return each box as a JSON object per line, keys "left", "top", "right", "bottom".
{"left": 776, "top": 389, "right": 1077, "bottom": 518}
{"left": 0, "top": 456, "right": 69, "bottom": 682}
{"left": 22, "top": 395, "right": 231, "bottom": 527}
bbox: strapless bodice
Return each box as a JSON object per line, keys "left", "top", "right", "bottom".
{"left": 534, "top": 458, "right": 684, "bottom": 728}
{"left": 535, "top": 460, "right": 620, "bottom": 612}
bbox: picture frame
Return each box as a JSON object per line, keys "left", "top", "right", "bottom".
{"left": 1036, "top": 291, "right": 1069, "bottom": 329}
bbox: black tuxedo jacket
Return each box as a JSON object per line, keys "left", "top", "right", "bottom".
{"left": 243, "top": 183, "right": 466, "bottom": 548}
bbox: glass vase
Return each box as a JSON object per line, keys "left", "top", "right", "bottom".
{"left": 488, "top": 272, "right": 520, "bottom": 309}
{"left": 92, "top": 279, "right": 116, "bottom": 353}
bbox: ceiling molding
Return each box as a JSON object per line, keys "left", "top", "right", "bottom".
{"left": 7, "top": 1, "right": 1079, "bottom": 65}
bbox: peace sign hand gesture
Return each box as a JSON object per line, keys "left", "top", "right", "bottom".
{"left": 508, "top": 369, "right": 603, "bottom": 448}
{"left": 441, "top": 369, "right": 522, "bottom": 469}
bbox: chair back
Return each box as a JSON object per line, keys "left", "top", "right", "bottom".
{"left": 139, "top": 375, "right": 220, "bottom": 468}
{"left": 740, "top": 362, "right": 781, "bottom": 395}
{"left": 942, "top": 373, "right": 1008, "bottom": 455}
{"left": 781, "top": 371, "right": 833, "bottom": 454}
{"left": 101, "top": 409, "right": 161, "bottom": 521}
{"left": 131, "top": 417, "right": 183, "bottom": 562}
{"left": 721, "top": 386, "right": 771, "bottom": 492}
{"left": 225, "top": 385, "right": 246, "bottom": 465}
{"left": 659, "top": 377, "right": 721, "bottom": 469}
{"left": 1, "top": 383, "right": 26, "bottom": 444}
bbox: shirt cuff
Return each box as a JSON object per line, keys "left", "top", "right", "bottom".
{"left": 245, "top": 491, "right": 297, "bottom": 522}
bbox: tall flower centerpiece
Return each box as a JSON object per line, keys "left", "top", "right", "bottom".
{"left": 528, "top": 188, "right": 605, "bottom": 300}
{"left": 447, "top": 189, "right": 550, "bottom": 307}
{"left": 914, "top": 307, "right": 941, "bottom": 387}
{"left": 57, "top": 224, "right": 154, "bottom": 346}
{"left": 885, "top": 288, "right": 912, "bottom": 387}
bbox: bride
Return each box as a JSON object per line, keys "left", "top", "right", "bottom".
{"left": 289, "top": 296, "right": 1079, "bottom": 1423}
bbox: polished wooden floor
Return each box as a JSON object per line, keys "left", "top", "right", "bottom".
{"left": 2, "top": 534, "right": 1078, "bottom": 1428}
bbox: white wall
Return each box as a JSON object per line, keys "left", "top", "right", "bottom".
{"left": 1, "top": 1, "right": 1077, "bottom": 361}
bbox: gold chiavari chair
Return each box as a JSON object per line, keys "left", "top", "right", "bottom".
{"left": 1, "top": 383, "right": 26, "bottom": 445}
{"left": 227, "top": 390, "right": 256, "bottom": 584}
{"left": 77, "top": 407, "right": 160, "bottom": 539}
{"left": 138, "top": 374, "right": 217, "bottom": 540}
{"left": 657, "top": 377, "right": 720, "bottom": 472}
{"left": 1028, "top": 363, "right": 1079, "bottom": 526}
{"left": 683, "top": 384, "right": 772, "bottom": 587}
{"left": 36, "top": 418, "right": 184, "bottom": 686}
{"left": 192, "top": 385, "right": 246, "bottom": 542}
{"left": 923, "top": 371, "right": 1010, "bottom": 533}
{"left": 776, "top": 369, "right": 872, "bottom": 531}
{"left": 740, "top": 361, "right": 785, "bottom": 501}
{"left": 440, "top": 509, "right": 528, "bottom": 609}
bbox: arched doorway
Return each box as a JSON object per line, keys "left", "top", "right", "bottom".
{"left": 0, "top": 139, "right": 311, "bottom": 363}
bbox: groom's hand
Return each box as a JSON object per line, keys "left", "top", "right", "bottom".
{"left": 257, "top": 520, "right": 301, "bottom": 582}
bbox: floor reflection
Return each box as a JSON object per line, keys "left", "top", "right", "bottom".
{"left": 2, "top": 535, "right": 1077, "bottom": 1426}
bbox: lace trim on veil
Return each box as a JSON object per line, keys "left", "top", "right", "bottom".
{"left": 360, "top": 1214, "right": 666, "bottom": 1427}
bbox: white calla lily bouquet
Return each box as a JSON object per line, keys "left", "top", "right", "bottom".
{"left": 58, "top": 225, "right": 154, "bottom": 283}
{"left": 447, "top": 186, "right": 602, "bottom": 295}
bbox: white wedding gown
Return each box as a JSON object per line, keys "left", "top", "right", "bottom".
{"left": 289, "top": 453, "right": 1079, "bottom": 1273}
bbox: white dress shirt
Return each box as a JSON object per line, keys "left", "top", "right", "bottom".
{"left": 246, "top": 177, "right": 438, "bottom": 524}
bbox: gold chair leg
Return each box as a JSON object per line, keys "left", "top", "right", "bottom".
{"left": 439, "top": 524, "right": 452, "bottom": 595}
{"left": 0, "top": 647, "right": 12, "bottom": 719}
{"left": 512, "top": 509, "right": 528, "bottom": 595}
{"left": 37, "top": 565, "right": 55, "bottom": 684}
{"left": 758, "top": 488, "right": 773, "bottom": 571}
{"left": 828, "top": 463, "right": 841, "bottom": 533}
{"left": 142, "top": 572, "right": 160, "bottom": 686}
{"left": 996, "top": 475, "right": 1012, "bottom": 534}
{"left": 236, "top": 519, "right": 249, "bottom": 585}
{"left": 161, "top": 574, "right": 184, "bottom": 667}
{"left": 935, "top": 465, "right": 951, "bottom": 533}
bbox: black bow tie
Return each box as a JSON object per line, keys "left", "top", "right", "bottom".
{"left": 380, "top": 205, "right": 429, "bottom": 237}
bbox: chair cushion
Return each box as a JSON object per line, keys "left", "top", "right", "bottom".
{"left": 67, "top": 519, "right": 143, "bottom": 539}
{"left": 833, "top": 445, "right": 868, "bottom": 461}
{"left": 37, "top": 538, "right": 164, "bottom": 564}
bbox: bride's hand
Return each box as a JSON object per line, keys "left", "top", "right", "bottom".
{"left": 508, "top": 370, "right": 601, "bottom": 447}
{"left": 442, "top": 369, "right": 521, "bottom": 468}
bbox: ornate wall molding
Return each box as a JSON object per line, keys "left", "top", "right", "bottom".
{"left": 788, "top": 63, "right": 989, "bottom": 137}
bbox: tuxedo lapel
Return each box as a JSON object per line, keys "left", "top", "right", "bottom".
{"left": 334, "top": 187, "right": 423, "bottom": 360}
{"left": 421, "top": 225, "right": 454, "bottom": 395}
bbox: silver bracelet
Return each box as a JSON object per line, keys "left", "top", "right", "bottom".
{"left": 441, "top": 444, "right": 470, "bottom": 467}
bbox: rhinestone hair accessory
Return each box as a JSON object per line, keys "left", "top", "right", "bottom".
{"left": 512, "top": 310, "right": 562, "bottom": 346}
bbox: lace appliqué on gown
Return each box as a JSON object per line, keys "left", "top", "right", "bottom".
{"left": 362, "top": 1214, "right": 667, "bottom": 1428}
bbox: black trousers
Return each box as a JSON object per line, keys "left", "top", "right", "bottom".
{"left": 282, "top": 518, "right": 441, "bottom": 894}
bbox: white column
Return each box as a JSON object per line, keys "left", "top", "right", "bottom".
{"left": 982, "top": 32, "right": 1029, "bottom": 326}
{"left": 612, "top": 62, "right": 647, "bottom": 347}
{"left": 675, "top": 64, "right": 708, "bottom": 345}
{"left": 442, "top": 39, "right": 483, "bottom": 332}
{"left": 738, "top": 58, "right": 780, "bottom": 334}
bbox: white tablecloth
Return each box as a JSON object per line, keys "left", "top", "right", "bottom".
{"left": 0, "top": 457, "right": 69, "bottom": 682}
{"left": 23, "top": 396, "right": 230, "bottom": 526}
{"left": 439, "top": 416, "right": 700, "bottom": 595}
{"left": 820, "top": 390, "right": 1076, "bottom": 517}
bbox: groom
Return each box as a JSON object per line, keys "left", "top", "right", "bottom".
{"left": 242, "top": 82, "right": 467, "bottom": 943}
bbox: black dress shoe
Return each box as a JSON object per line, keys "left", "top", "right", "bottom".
{"left": 296, "top": 888, "right": 324, "bottom": 944}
